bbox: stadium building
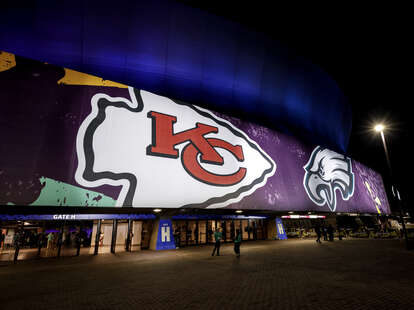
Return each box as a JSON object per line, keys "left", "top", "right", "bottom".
{"left": 0, "top": 1, "right": 390, "bottom": 260}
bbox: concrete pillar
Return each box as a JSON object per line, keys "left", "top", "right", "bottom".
{"left": 111, "top": 220, "right": 117, "bottom": 254}
{"left": 93, "top": 220, "right": 102, "bottom": 255}
{"left": 149, "top": 220, "right": 158, "bottom": 250}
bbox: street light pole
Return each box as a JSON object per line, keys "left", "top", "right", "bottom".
{"left": 379, "top": 131, "right": 393, "bottom": 178}
{"left": 375, "top": 125, "right": 410, "bottom": 250}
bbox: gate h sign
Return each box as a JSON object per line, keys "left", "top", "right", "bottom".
{"left": 156, "top": 219, "right": 176, "bottom": 250}
{"left": 276, "top": 218, "right": 287, "bottom": 240}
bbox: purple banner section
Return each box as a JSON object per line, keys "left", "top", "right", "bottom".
{"left": 0, "top": 52, "right": 390, "bottom": 214}
{"left": 218, "top": 113, "right": 390, "bottom": 214}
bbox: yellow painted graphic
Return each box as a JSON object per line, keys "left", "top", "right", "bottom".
{"left": 58, "top": 68, "right": 128, "bottom": 88}
{"left": 0, "top": 51, "right": 16, "bottom": 72}
{"left": 364, "top": 181, "right": 381, "bottom": 214}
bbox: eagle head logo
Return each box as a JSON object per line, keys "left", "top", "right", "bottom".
{"left": 303, "top": 146, "right": 354, "bottom": 211}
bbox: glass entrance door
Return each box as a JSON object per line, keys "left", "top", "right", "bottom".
{"left": 141, "top": 220, "right": 153, "bottom": 249}
{"left": 198, "top": 221, "right": 207, "bottom": 244}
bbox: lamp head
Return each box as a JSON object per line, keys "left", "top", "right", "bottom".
{"left": 374, "top": 124, "right": 385, "bottom": 132}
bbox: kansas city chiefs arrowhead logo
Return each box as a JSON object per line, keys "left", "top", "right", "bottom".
{"left": 75, "top": 87, "right": 276, "bottom": 208}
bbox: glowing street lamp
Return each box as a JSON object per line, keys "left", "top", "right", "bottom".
{"left": 373, "top": 124, "right": 410, "bottom": 249}
{"left": 374, "top": 124, "right": 384, "bottom": 132}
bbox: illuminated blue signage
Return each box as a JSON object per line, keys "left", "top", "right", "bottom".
{"left": 0, "top": 214, "right": 156, "bottom": 221}
{"left": 276, "top": 218, "right": 287, "bottom": 240}
{"left": 155, "top": 219, "right": 176, "bottom": 250}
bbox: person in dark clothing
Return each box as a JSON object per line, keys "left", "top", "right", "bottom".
{"left": 74, "top": 231, "right": 82, "bottom": 256}
{"left": 315, "top": 225, "right": 322, "bottom": 243}
{"left": 173, "top": 227, "right": 181, "bottom": 249}
{"left": 194, "top": 226, "right": 199, "bottom": 244}
{"left": 322, "top": 226, "right": 328, "bottom": 241}
{"left": 125, "top": 231, "right": 133, "bottom": 251}
{"left": 327, "top": 224, "right": 334, "bottom": 241}
{"left": 234, "top": 229, "right": 242, "bottom": 257}
{"left": 0, "top": 232, "right": 5, "bottom": 250}
{"left": 211, "top": 228, "right": 222, "bottom": 256}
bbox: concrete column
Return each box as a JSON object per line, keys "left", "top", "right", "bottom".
{"left": 111, "top": 220, "right": 118, "bottom": 254}
{"left": 149, "top": 220, "right": 159, "bottom": 250}
{"left": 57, "top": 223, "right": 64, "bottom": 258}
{"left": 94, "top": 220, "right": 101, "bottom": 255}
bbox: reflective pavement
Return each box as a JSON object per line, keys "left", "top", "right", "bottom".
{"left": 1, "top": 239, "right": 413, "bottom": 310}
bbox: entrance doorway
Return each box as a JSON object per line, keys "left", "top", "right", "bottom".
{"left": 0, "top": 214, "right": 156, "bottom": 262}
{"left": 171, "top": 218, "right": 266, "bottom": 247}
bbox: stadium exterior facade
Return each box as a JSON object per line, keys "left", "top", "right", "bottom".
{"left": 0, "top": 1, "right": 390, "bottom": 259}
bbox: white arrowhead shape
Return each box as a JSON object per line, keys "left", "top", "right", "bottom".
{"left": 76, "top": 87, "right": 276, "bottom": 208}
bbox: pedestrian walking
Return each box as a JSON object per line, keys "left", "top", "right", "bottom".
{"left": 234, "top": 229, "right": 242, "bottom": 257}
{"left": 13, "top": 230, "right": 22, "bottom": 263}
{"left": 211, "top": 228, "right": 222, "bottom": 256}
{"left": 47, "top": 232, "right": 55, "bottom": 250}
{"left": 173, "top": 227, "right": 181, "bottom": 249}
{"left": 327, "top": 224, "right": 334, "bottom": 241}
{"left": 315, "top": 224, "right": 322, "bottom": 243}
{"left": 0, "top": 232, "right": 5, "bottom": 250}
{"left": 322, "top": 225, "right": 328, "bottom": 241}
{"left": 125, "top": 231, "right": 133, "bottom": 251}
{"left": 75, "top": 231, "right": 82, "bottom": 256}
{"left": 99, "top": 231, "right": 104, "bottom": 246}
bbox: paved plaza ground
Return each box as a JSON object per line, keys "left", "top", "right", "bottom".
{"left": 1, "top": 239, "right": 413, "bottom": 310}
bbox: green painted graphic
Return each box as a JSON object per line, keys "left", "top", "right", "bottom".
{"left": 30, "top": 177, "right": 116, "bottom": 207}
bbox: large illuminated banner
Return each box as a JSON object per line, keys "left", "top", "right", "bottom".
{"left": 0, "top": 52, "right": 390, "bottom": 214}
{"left": 75, "top": 87, "right": 275, "bottom": 208}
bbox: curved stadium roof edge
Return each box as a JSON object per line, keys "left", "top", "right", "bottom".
{"left": 0, "top": 0, "right": 351, "bottom": 153}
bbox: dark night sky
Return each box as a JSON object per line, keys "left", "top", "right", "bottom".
{"left": 180, "top": 2, "right": 411, "bottom": 211}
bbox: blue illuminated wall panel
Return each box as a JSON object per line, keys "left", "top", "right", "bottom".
{"left": 0, "top": 0, "right": 351, "bottom": 152}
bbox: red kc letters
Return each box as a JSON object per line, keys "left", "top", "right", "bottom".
{"left": 146, "top": 111, "right": 246, "bottom": 186}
